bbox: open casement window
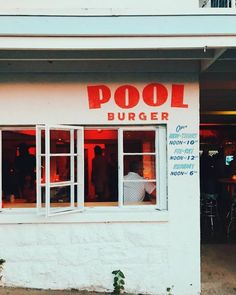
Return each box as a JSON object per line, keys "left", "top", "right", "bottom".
{"left": 118, "top": 126, "right": 167, "bottom": 209}
{"left": 36, "top": 125, "right": 84, "bottom": 217}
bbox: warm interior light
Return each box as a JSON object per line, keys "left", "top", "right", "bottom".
{"left": 200, "top": 129, "right": 218, "bottom": 138}
{"left": 202, "top": 111, "right": 236, "bottom": 115}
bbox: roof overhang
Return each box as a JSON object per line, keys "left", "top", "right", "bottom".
{"left": 0, "top": 15, "right": 236, "bottom": 124}
{"left": 0, "top": 15, "right": 236, "bottom": 36}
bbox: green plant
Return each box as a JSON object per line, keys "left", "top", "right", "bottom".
{"left": 0, "top": 259, "right": 5, "bottom": 281}
{"left": 112, "top": 270, "right": 125, "bottom": 294}
{"left": 166, "top": 285, "right": 174, "bottom": 295}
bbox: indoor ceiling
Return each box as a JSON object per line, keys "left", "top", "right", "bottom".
{"left": 200, "top": 49, "right": 236, "bottom": 125}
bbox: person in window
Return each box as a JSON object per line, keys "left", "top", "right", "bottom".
{"left": 2, "top": 160, "right": 18, "bottom": 202}
{"left": 123, "top": 161, "right": 156, "bottom": 203}
{"left": 14, "top": 143, "right": 36, "bottom": 201}
{"left": 91, "top": 145, "right": 109, "bottom": 201}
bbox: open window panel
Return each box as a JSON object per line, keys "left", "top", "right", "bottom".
{"left": 36, "top": 125, "right": 84, "bottom": 217}
{"left": 0, "top": 128, "right": 37, "bottom": 209}
{"left": 119, "top": 126, "right": 167, "bottom": 209}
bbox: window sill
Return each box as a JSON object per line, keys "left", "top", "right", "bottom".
{"left": 0, "top": 207, "right": 169, "bottom": 224}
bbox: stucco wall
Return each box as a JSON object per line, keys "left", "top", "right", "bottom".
{"left": 0, "top": 72, "right": 200, "bottom": 295}
{"left": 0, "top": 222, "right": 170, "bottom": 294}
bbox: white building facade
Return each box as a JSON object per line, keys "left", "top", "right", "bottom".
{"left": 0, "top": 1, "right": 235, "bottom": 295}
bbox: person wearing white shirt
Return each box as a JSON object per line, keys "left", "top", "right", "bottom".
{"left": 123, "top": 161, "right": 156, "bottom": 203}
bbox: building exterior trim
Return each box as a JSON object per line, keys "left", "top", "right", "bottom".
{"left": 0, "top": 15, "right": 236, "bottom": 36}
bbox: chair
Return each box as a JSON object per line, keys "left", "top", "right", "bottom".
{"left": 202, "top": 193, "right": 220, "bottom": 236}
{"left": 227, "top": 198, "right": 236, "bottom": 240}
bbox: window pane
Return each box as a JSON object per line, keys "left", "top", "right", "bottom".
{"left": 123, "top": 130, "right": 155, "bottom": 153}
{"left": 41, "top": 129, "right": 45, "bottom": 154}
{"left": 41, "top": 156, "right": 45, "bottom": 184}
{"left": 49, "top": 185, "right": 81, "bottom": 206}
{"left": 50, "top": 156, "right": 70, "bottom": 182}
{"left": 50, "top": 185, "right": 71, "bottom": 205}
{"left": 123, "top": 180, "right": 156, "bottom": 205}
{"left": 124, "top": 155, "right": 156, "bottom": 179}
{"left": 50, "top": 130, "right": 70, "bottom": 154}
{"left": 2, "top": 130, "right": 36, "bottom": 207}
{"left": 84, "top": 129, "right": 118, "bottom": 204}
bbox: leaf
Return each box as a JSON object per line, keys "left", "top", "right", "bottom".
{"left": 113, "top": 270, "right": 125, "bottom": 295}
{"left": 0, "top": 259, "right": 5, "bottom": 265}
{"left": 114, "top": 287, "right": 120, "bottom": 293}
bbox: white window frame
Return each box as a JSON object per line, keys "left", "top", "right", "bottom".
{"left": 118, "top": 126, "right": 167, "bottom": 210}
{"left": 36, "top": 124, "right": 84, "bottom": 217}
{"left": 0, "top": 124, "right": 167, "bottom": 215}
{"left": 157, "top": 125, "right": 167, "bottom": 210}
